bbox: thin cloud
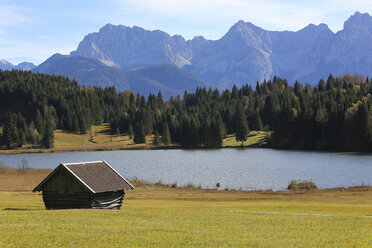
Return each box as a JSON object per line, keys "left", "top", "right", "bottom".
{"left": 0, "top": 37, "right": 75, "bottom": 65}
{"left": 0, "top": 1, "right": 35, "bottom": 29}
{"left": 115, "top": 0, "right": 372, "bottom": 33}
{"left": 115, "top": 0, "right": 323, "bottom": 30}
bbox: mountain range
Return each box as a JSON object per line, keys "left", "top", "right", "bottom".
{"left": 4, "top": 11, "right": 372, "bottom": 96}
{"left": 0, "top": 60, "right": 35, "bottom": 71}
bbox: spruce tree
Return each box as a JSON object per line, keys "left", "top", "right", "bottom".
{"left": 162, "top": 122, "right": 171, "bottom": 145}
{"left": 157, "top": 91, "right": 164, "bottom": 108}
{"left": 3, "top": 114, "right": 18, "bottom": 149}
{"left": 153, "top": 130, "right": 160, "bottom": 146}
{"left": 73, "top": 116, "right": 80, "bottom": 133}
{"left": 128, "top": 123, "right": 134, "bottom": 139}
{"left": 253, "top": 113, "right": 263, "bottom": 131}
{"left": 17, "top": 129, "right": 26, "bottom": 147}
{"left": 212, "top": 115, "right": 224, "bottom": 147}
{"left": 357, "top": 102, "right": 372, "bottom": 151}
{"left": 80, "top": 117, "right": 87, "bottom": 134}
{"left": 134, "top": 123, "right": 146, "bottom": 144}
{"left": 35, "top": 109, "right": 44, "bottom": 135}
{"left": 42, "top": 119, "right": 54, "bottom": 148}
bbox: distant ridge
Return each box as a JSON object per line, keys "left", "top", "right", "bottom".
{"left": 33, "top": 54, "right": 209, "bottom": 98}
{"left": 0, "top": 60, "right": 35, "bottom": 71}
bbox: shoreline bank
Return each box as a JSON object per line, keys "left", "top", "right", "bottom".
{"left": 0, "top": 167, "right": 370, "bottom": 194}
{"left": 0, "top": 144, "right": 268, "bottom": 155}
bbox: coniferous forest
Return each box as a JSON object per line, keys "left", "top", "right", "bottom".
{"left": 0, "top": 70, "right": 372, "bottom": 152}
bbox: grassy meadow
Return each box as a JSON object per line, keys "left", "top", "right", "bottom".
{"left": 0, "top": 169, "right": 371, "bottom": 247}
{"left": 0, "top": 123, "right": 270, "bottom": 154}
{"left": 54, "top": 124, "right": 270, "bottom": 150}
{"left": 54, "top": 123, "right": 163, "bottom": 150}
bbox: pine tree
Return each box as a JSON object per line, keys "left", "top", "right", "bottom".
{"left": 235, "top": 109, "right": 249, "bottom": 146}
{"left": 116, "top": 128, "right": 120, "bottom": 137}
{"left": 162, "top": 122, "right": 171, "bottom": 145}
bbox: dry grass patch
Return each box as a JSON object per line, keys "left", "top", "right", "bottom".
{"left": 0, "top": 186, "right": 371, "bottom": 247}
{"left": 0, "top": 168, "right": 51, "bottom": 191}
{"left": 53, "top": 123, "right": 179, "bottom": 152}
{"left": 0, "top": 171, "right": 371, "bottom": 247}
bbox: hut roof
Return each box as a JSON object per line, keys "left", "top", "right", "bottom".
{"left": 33, "top": 160, "right": 134, "bottom": 193}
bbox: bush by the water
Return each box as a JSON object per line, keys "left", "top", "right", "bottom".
{"left": 288, "top": 180, "right": 317, "bottom": 190}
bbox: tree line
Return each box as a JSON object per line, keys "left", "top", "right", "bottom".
{"left": 0, "top": 70, "right": 372, "bottom": 151}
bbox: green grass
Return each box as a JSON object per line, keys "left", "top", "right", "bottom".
{"left": 223, "top": 131, "right": 270, "bottom": 147}
{"left": 0, "top": 187, "right": 371, "bottom": 247}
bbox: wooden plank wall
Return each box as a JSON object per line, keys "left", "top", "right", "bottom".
{"left": 41, "top": 167, "right": 125, "bottom": 210}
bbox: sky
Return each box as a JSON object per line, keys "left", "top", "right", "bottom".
{"left": 1, "top": 0, "right": 372, "bottom": 65}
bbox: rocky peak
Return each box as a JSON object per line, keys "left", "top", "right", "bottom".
{"left": 300, "top": 23, "right": 331, "bottom": 33}
{"left": 343, "top": 12, "right": 372, "bottom": 30}
{"left": 227, "top": 20, "right": 263, "bottom": 35}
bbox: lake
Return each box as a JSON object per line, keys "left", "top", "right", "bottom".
{"left": 1, "top": 149, "right": 371, "bottom": 191}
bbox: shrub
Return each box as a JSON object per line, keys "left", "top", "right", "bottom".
{"left": 155, "top": 180, "right": 166, "bottom": 187}
{"left": 186, "top": 182, "right": 195, "bottom": 188}
{"left": 288, "top": 180, "right": 317, "bottom": 190}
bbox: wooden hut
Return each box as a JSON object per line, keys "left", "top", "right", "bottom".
{"left": 33, "top": 160, "right": 134, "bottom": 209}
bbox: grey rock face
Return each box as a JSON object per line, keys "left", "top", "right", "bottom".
{"left": 71, "top": 12, "right": 372, "bottom": 88}
{"left": 71, "top": 24, "right": 211, "bottom": 69}
{"left": 325, "top": 12, "right": 372, "bottom": 78}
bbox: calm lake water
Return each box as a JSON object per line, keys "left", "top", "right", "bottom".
{"left": 1, "top": 149, "right": 372, "bottom": 191}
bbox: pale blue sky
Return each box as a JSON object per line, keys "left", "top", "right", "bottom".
{"left": 1, "top": 0, "right": 372, "bottom": 65}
